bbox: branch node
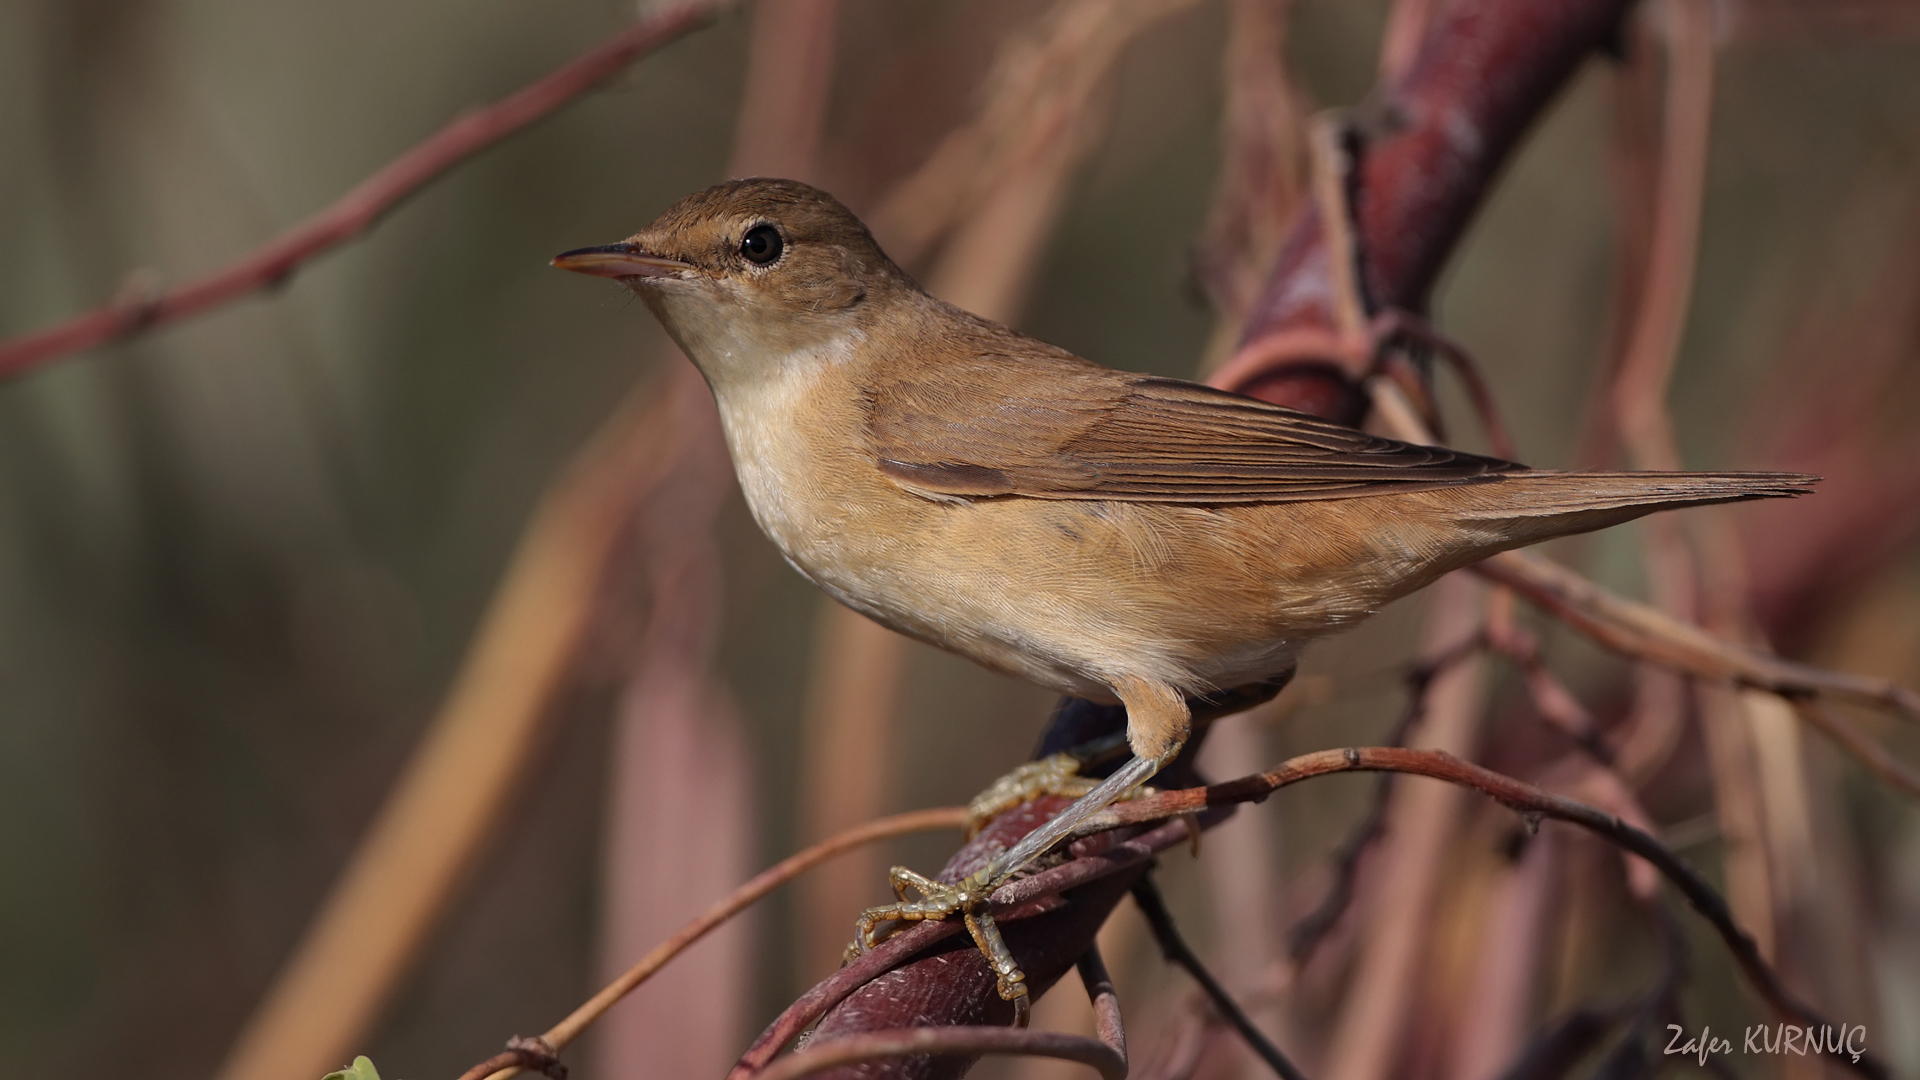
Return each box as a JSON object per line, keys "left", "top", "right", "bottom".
{"left": 504, "top": 1036, "right": 567, "bottom": 1080}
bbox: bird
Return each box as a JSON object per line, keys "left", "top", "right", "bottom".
{"left": 553, "top": 177, "right": 1813, "bottom": 1012}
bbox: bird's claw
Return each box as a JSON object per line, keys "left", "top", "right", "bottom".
{"left": 847, "top": 866, "right": 1031, "bottom": 1023}
{"left": 843, "top": 745, "right": 1153, "bottom": 1024}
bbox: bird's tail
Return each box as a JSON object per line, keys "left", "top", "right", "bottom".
{"left": 1442, "top": 470, "right": 1817, "bottom": 548}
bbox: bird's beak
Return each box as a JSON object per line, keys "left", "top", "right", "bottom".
{"left": 550, "top": 242, "right": 692, "bottom": 280}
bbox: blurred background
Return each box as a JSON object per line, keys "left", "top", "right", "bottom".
{"left": 2, "top": 1, "right": 1919, "bottom": 1079}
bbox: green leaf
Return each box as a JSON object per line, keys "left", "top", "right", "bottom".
{"left": 321, "top": 1056, "right": 383, "bottom": 1080}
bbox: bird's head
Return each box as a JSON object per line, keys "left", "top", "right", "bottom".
{"left": 553, "top": 178, "right": 912, "bottom": 380}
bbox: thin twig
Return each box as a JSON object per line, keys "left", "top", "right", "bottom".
{"left": 0, "top": 2, "right": 725, "bottom": 379}
{"left": 1131, "top": 876, "right": 1307, "bottom": 1080}
{"left": 1082, "top": 747, "right": 1891, "bottom": 1080}
{"left": 457, "top": 1038, "right": 566, "bottom": 1080}
{"left": 1079, "top": 944, "right": 1128, "bottom": 1069}
{"left": 561, "top": 807, "right": 966, "bottom": 1047}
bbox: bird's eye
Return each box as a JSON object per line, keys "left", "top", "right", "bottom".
{"left": 740, "top": 224, "right": 783, "bottom": 265}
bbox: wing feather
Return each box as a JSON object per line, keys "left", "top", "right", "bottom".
{"left": 866, "top": 348, "right": 1521, "bottom": 504}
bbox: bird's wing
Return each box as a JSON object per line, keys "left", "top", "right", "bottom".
{"left": 866, "top": 350, "right": 1522, "bottom": 504}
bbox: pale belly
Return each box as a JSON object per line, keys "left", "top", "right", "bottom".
{"left": 746, "top": 462, "right": 1318, "bottom": 702}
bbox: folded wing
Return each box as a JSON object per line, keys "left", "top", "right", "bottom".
{"left": 867, "top": 349, "right": 1522, "bottom": 504}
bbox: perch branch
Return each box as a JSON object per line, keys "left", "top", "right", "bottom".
{"left": 732, "top": 813, "right": 1221, "bottom": 1079}
{"left": 0, "top": 1, "right": 725, "bottom": 379}
{"left": 749, "top": 948, "right": 1127, "bottom": 1080}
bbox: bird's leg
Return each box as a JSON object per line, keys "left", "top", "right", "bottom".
{"left": 848, "top": 678, "right": 1191, "bottom": 1015}
{"left": 979, "top": 751, "right": 1166, "bottom": 880}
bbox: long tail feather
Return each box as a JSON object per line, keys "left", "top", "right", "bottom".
{"left": 1442, "top": 470, "right": 1817, "bottom": 546}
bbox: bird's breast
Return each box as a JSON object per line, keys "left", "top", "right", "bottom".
{"left": 711, "top": 366, "right": 836, "bottom": 547}
{"left": 708, "top": 358, "right": 927, "bottom": 587}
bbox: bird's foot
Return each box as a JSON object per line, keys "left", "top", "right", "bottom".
{"left": 847, "top": 865, "right": 1032, "bottom": 1025}
{"left": 965, "top": 753, "right": 1097, "bottom": 837}
{"left": 845, "top": 748, "right": 1163, "bottom": 1025}
{"left": 964, "top": 743, "right": 1151, "bottom": 838}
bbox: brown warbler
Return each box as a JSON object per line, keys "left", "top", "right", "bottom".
{"left": 554, "top": 178, "right": 1812, "bottom": 1011}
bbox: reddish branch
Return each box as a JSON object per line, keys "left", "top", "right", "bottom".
{"left": 750, "top": 950, "right": 1127, "bottom": 1080}
{"left": 730, "top": 811, "right": 1218, "bottom": 1080}
{"left": 0, "top": 1, "right": 722, "bottom": 380}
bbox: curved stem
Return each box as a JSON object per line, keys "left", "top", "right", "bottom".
{"left": 1086, "top": 746, "right": 1890, "bottom": 1080}
{"left": 470, "top": 807, "right": 967, "bottom": 1080}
